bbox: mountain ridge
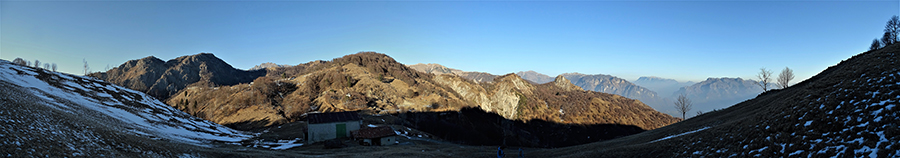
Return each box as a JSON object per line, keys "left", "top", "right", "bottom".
{"left": 517, "top": 70, "right": 555, "bottom": 84}
{"left": 158, "top": 52, "right": 679, "bottom": 130}
{"left": 88, "top": 53, "right": 266, "bottom": 100}
{"left": 633, "top": 76, "right": 696, "bottom": 97}
{"left": 407, "top": 63, "right": 497, "bottom": 83}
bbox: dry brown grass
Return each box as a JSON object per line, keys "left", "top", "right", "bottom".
{"left": 168, "top": 52, "right": 679, "bottom": 131}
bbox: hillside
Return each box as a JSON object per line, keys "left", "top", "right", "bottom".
{"left": 407, "top": 63, "right": 497, "bottom": 83}
{"left": 163, "top": 52, "right": 679, "bottom": 130}
{"left": 517, "top": 70, "right": 555, "bottom": 84}
{"left": 88, "top": 53, "right": 266, "bottom": 100}
{"left": 539, "top": 43, "right": 900, "bottom": 157}
{"left": 0, "top": 60, "right": 263, "bottom": 157}
{"left": 674, "top": 77, "right": 763, "bottom": 116}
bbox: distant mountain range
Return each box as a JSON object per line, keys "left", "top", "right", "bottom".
{"left": 560, "top": 72, "right": 659, "bottom": 101}
{"left": 552, "top": 40, "right": 900, "bottom": 158}
{"left": 633, "top": 76, "right": 695, "bottom": 97}
{"left": 512, "top": 71, "right": 669, "bottom": 115}
{"left": 673, "top": 77, "right": 763, "bottom": 115}
{"left": 518, "top": 72, "right": 765, "bottom": 118}
{"left": 516, "top": 71, "right": 555, "bottom": 84}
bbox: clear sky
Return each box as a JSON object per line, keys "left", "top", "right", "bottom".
{"left": 2, "top": 1, "right": 898, "bottom": 83}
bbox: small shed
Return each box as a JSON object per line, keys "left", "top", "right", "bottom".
{"left": 352, "top": 126, "right": 401, "bottom": 146}
{"left": 307, "top": 111, "right": 361, "bottom": 144}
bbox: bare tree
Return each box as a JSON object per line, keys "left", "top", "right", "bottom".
{"left": 34, "top": 60, "right": 40, "bottom": 69}
{"left": 883, "top": 32, "right": 895, "bottom": 46}
{"left": 43, "top": 63, "right": 50, "bottom": 70}
{"left": 13, "top": 58, "right": 27, "bottom": 65}
{"left": 83, "top": 59, "right": 91, "bottom": 75}
{"left": 884, "top": 15, "right": 900, "bottom": 45}
{"left": 754, "top": 67, "right": 773, "bottom": 91}
{"left": 27, "top": 61, "right": 32, "bottom": 67}
{"left": 674, "top": 94, "right": 692, "bottom": 120}
{"left": 51, "top": 63, "right": 57, "bottom": 72}
{"left": 871, "top": 38, "right": 883, "bottom": 50}
{"left": 777, "top": 67, "right": 794, "bottom": 89}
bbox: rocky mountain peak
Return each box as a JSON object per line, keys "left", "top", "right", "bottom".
{"left": 407, "top": 63, "right": 458, "bottom": 75}
{"left": 552, "top": 75, "right": 583, "bottom": 91}
{"left": 249, "top": 62, "right": 290, "bottom": 71}
{"left": 89, "top": 53, "right": 266, "bottom": 100}
{"left": 517, "top": 70, "right": 554, "bottom": 84}
{"left": 636, "top": 76, "right": 677, "bottom": 83}
{"left": 408, "top": 63, "right": 497, "bottom": 83}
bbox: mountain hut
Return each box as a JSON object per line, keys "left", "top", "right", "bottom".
{"left": 307, "top": 111, "right": 361, "bottom": 144}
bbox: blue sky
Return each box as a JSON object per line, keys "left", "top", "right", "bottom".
{"left": 2, "top": 1, "right": 897, "bottom": 83}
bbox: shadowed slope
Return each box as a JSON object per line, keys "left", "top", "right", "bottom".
{"left": 540, "top": 44, "right": 900, "bottom": 158}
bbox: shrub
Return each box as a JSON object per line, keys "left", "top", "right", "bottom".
{"left": 871, "top": 39, "right": 882, "bottom": 50}
{"left": 12, "top": 58, "right": 26, "bottom": 66}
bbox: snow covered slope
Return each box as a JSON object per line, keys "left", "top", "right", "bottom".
{"left": 0, "top": 60, "right": 254, "bottom": 157}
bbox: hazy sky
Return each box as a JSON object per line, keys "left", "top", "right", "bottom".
{"left": 2, "top": 1, "right": 897, "bottom": 82}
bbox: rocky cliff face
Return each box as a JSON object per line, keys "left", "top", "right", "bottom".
{"left": 517, "top": 70, "right": 554, "bottom": 84}
{"left": 553, "top": 75, "right": 583, "bottom": 91}
{"left": 89, "top": 53, "right": 266, "bottom": 100}
{"left": 161, "top": 52, "right": 678, "bottom": 130}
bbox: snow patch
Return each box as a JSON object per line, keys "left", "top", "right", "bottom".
{"left": 650, "top": 127, "right": 711, "bottom": 143}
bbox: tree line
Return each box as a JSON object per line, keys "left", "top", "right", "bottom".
{"left": 12, "top": 57, "right": 57, "bottom": 72}
{"left": 870, "top": 15, "right": 900, "bottom": 50}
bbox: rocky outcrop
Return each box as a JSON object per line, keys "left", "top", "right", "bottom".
{"left": 408, "top": 63, "right": 497, "bottom": 83}
{"left": 89, "top": 53, "right": 266, "bottom": 100}
{"left": 552, "top": 75, "right": 583, "bottom": 91}
{"left": 249, "top": 62, "right": 290, "bottom": 71}
{"left": 407, "top": 63, "right": 459, "bottom": 75}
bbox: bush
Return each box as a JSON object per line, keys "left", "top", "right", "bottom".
{"left": 12, "top": 58, "right": 26, "bottom": 66}
{"left": 871, "top": 39, "right": 882, "bottom": 50}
